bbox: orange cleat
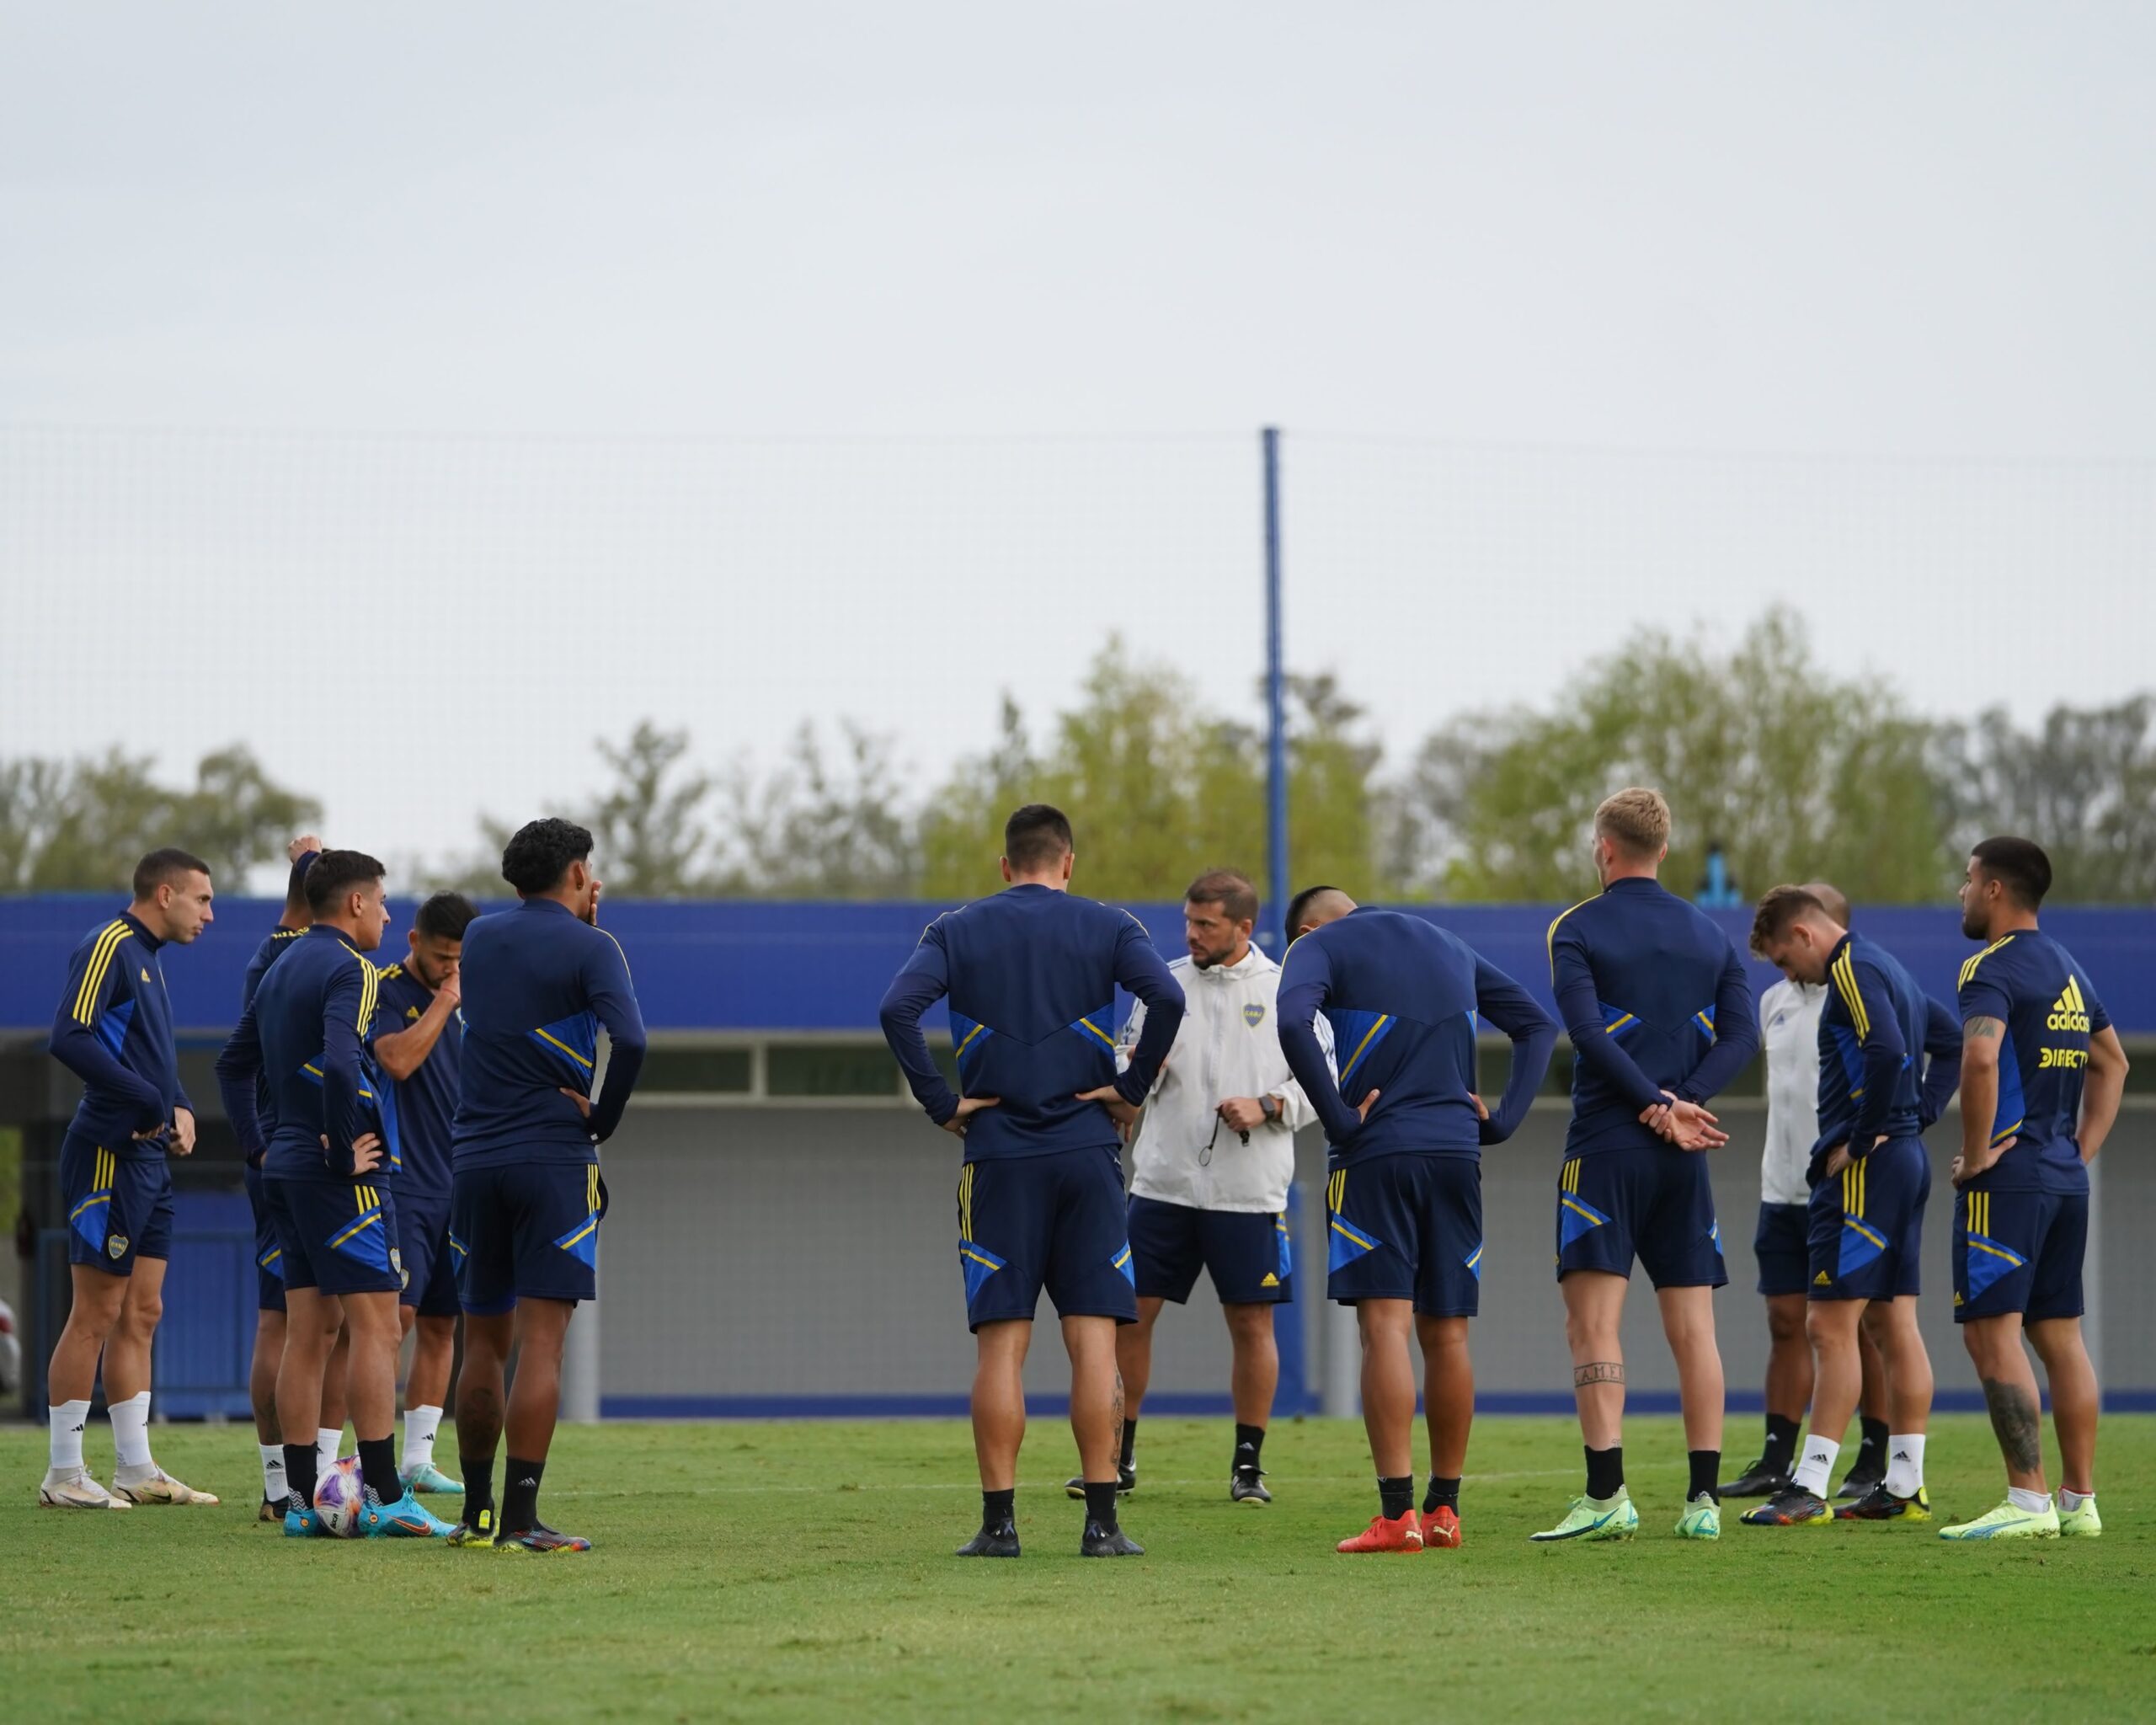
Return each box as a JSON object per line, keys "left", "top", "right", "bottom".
{"left": 1421, "top": 1505, "right": 1461, "bottom": 1547}
{"left": 1337, "top": 1510, "right": 1424, "bottom": 1554}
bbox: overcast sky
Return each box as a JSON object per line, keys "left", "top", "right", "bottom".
{"left": 4, "top": 3, "right": 2153, "bottom": 879}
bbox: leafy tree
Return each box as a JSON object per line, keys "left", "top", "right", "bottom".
{"left": 1935, "top": 697, "right": 2156, "bottom": 903}
{"left": 0, "top": 745, "right": 320, "bottom": 893}
{"left": 1396, "top": 609, "right": 1951, "bottom": 904}
{"left": 588, "top": 721, "right": 713, "bottom": 897}
{"left": 719, "top": 721, "right": 919, "bottom": 897}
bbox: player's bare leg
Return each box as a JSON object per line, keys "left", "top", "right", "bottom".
{"left": 451, "top": 1307, "right": 511, "bottom": 1541}
{"left": 2025, "top": 1316, "right": 2098, "bottom": 1497}
{"left": 1416, "top": 1313, "right": 1470, "bottom": 1546}
{"left": 1763, "top": 1292, "right": 1812, "bottom": 1430}
{"left": 1746, "top": 1297, "right": 1858, "bottom": 1525}
{"left": 249, "top": 1308, "right": 287, "bottom": 1514}
{"left": 39, "top": 1264, "right": 131, "bottom": 1507}
{"left": 1335, "top": 1297, "right": 1422, "bottom": 1552}
{"left": 1530, "top": 1270, "right": 1639, "bottom": 1541}
{"left": 1962, "top": 1312, "right": 2048, "bottom": 1493}
{"left": 99, "top": 1256, "right": 212, "bottom": 1504}
{"left": 957, "top": 1317, "right": 1031, "bottom": 1557}
{"left": 1658, "top": 1284, "right": 1726, "bottom": 1534}
{"left": 275, "top": 1287, "right": 343, "bottom": 1528}
{"left": 398, "top": 1306, "right": 460, "bottom": 1492}
{"left": 1082, "top": 1295, "right": 1158, "bottom": 1493}
{"left": 1065, "top": 1314, "right": 1139, "bottom": 1556}
{"left": 1224, "top": 1300, "right": 1278, "bottom": 1501}
{"left": 318, "top": 1321, "right": 352, "bottom": 1473}
{"left": 1835, "top": 1317, "right": 1894, "bottom": 1498}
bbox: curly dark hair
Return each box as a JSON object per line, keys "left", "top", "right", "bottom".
{"left": 500, "top": 818, "right": 595, "bottom": 896}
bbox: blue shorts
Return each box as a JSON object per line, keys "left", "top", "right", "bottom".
{"left": 451, "top": 1161, "right": 606, "bottom": 1315}
{"left": 1326, "top": 1153, "right": 1483, "bottom": 1318}
{"left": 244, "top": 1162, "right": 286, "bottom": 1311}
{"left": 1128, "top": 1195, "right": 1291, "bottom": 1306}
{"left": 1753, "top": 1202, "right": 1809, "bottom": 1297}
{"left": 1954, "top": 1184, "right": 2087, "bottom": 1324}
{"left": 267, "top": 1176, "right": 403, "bottom": 1298}
{"left": 1556, "top": 1146, "right": 1726, "bottom": 1290}
{"left": 957, "top": 1146, "right": 1137, "bottom": 1332}
{"left": 397, "top": 1188, "right": 460, "bottom": 1318}
{"left": 61, "top": 1132, "right": 172, "bottom": 1277}
{"left": 1808, "top": 1136, "right": 1929, "bottom": 1302}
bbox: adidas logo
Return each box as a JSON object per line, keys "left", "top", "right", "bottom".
{"left": 1813, "top": 1271, "right": 1831, "bottom": 1285}
{"left": 1806, "top": 1452, "right": 1831, "bottom": 1467}
{"left": 515, "top": 1476, "right": 538, "bottom": 1487}
{"left": 69, "top": 1421, "right": 86, "bottom": 1434}
{"left": 1893, "top": 1450, "right": 1911, "bottom": 1461}
{"left": 2047, "top": 975, "right": 2092, "bottom": 1033}
{"left": 1259, "top": 1273, "right": 1280, "bottom": 1287}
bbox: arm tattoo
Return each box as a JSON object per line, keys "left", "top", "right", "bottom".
{"left": 1574, "top": 1361, "right": 1625, "bottom": 1387}
{"left": 1981, "top": 1375, "right": 2043, "bottom": 1474}
{"left": 1966, "top": 1017, "right": 2004, "bottom": 1041}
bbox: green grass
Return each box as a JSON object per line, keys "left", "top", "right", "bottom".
{"left": 6, "top": 1414, "right": 2156, "bottom": 1722}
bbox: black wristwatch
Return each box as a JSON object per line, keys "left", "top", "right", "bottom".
{"left": 1259, "top": 1094, "right": 1282, "bottom": 1124}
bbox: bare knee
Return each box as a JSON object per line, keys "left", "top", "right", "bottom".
{"left": 1224, "top": 1304, "right": 1274, "bottom": 1347}
{"left": 1766, "top": 1300, "right": 1805, "bottom": 1346}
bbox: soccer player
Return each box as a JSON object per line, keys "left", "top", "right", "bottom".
{"left": 881, "top": 804, "right": 1184, "bottom": 1559}
{"left": 366, "top": 890, "right": 477, "bottom": 1497}
{"left": 1939, "top": 837, "right": 2128, "bottom": 1541}
{"left": 1739, "top": 887, "right": 1960, "bottom": 1527}
{"left": 448, "top": 820, "right": 646, "bottom": 1552}
{"left": 216, "top": 848, "right": 449, "bottom": 1538}
{"left": 237, "top": 835, "right": 359, "bottom": 1519}
{"left": 1068, "top": 868, "right": 1321, "bottom": 1507}
{"left": 1533, "top": 789, "right": 1759, "bottom": 1544}
{"left": 1721, "top": 882, "right": 1896, "bottom": 1503}
{"left": 1277, "top": 887, "right": 1557, "bottom": 1553}
{"left": 39, "top": 848, "right": 220, "bottom": 1509}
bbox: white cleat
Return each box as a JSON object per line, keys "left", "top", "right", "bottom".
{"left": 39, "top": 1469, "right": 131, "bottom": 1509}
{"left": 111, "top": 1469, "right": 221, "bottom": 1506}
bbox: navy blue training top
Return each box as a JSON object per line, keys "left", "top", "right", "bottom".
{"left": 880, "top": 883, "right": 1186, "bottom": 1162}
{"left": 1956, "top": 928, "right": 2111, "bottom": 1194}
{"left": 367, "top": 959, "right": 463, "bottom": 1200}
{"left": 1810, "top": 932, "right": 1961, "bottom": 1175}
{"left": 50, "top": 909, "right": 191, "bottom": 1154}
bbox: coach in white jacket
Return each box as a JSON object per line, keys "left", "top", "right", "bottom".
{"left": 1069, "top": 868, "right": 1327, "bottom": 1508}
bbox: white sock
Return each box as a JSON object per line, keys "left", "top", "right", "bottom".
{"left": 1884, "top": 1433, "right": 1925, "bottom": 1498}
{"left": 2060, "top": 1488, "right": 2094, "bottom": 1511}
{"left": 402, "top": 1405, "right": 443, "bottom": 1472}
{"left": 49, "top": 1398, "right": 91, "bottom": 1476}
{"left": 2008, "top": 1485, "right": 2052, "bottom": 1515}
{"left": 1792, "top": 1434, "right": 1838, "bottom": 1497}
{"left": 317, "top": 1427, "right": 342, "bottom": 1471}
{"left": 260, "top": 1443, "right": 288, "bottom": 1503}
{"left": 111, "top": 1391, "right": 154, "bottom": 1473}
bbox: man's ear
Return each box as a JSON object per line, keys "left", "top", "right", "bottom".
{"left": 1000, "top": 856, "right": 1015, "bottom": 884}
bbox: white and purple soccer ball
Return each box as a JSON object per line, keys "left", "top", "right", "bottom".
{"left": 313, "top": 1456, "right": 364, "bottom": 1537}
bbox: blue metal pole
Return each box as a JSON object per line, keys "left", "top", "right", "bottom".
{"left": 1262, "top": 425, "right": 1288, "bottom": 954}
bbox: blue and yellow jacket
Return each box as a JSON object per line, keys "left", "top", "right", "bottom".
{"left": 880, "top": 883, "right": 1185, "bottom": 1162}
{"left": 50, "top": 910, "right": 191, "bottom": 1154}
{"left": 1809, "top": 932, "right": 1961, "bottom": 1178}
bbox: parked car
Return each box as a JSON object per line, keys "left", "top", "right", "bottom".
{"left": 0, "top": 1295, "right": 20, "bottom": 1397}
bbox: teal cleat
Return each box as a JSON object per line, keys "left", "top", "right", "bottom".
{"left": 1529, "top": 1490, "right": 1638, "bottom": 1543}
{"left": 282, "top": 1503, "right": 330, "bottom": 1539}
{"left": 360, "top": 1490, "right": 455, "bottom": 1538}
{"left": 2057, "top": 1497, "right": 2101, "bottom": 1539}
{"left": 1673, "top": 1493, "right": 1721, "bottom": 1540}
{"left": 400, "top": 1461, "right": 463, "bottom": 1496}
{"left": 1938, "top": 1498, "right": 2060, "bottom": 1541}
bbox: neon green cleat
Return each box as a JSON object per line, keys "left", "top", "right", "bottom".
{"left": 2057, "top": 1497, "right": 2101, "bottom": 1539}
{"left": 1529, "top": 1490, "right": 1638, "bottom": 1542}
{"left": 1674, "top": 1493, "right": 1721, "bottom": 1540}
{"left": 1938, "top": 1498, "right": 2060, "bottom": 1541}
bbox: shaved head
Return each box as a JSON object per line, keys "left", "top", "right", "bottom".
{"left": 1286, "top": 885, "right": 1357, "bottom": 937}
{"left": 1801, "top": 880, "right": 1850, "bottom": 927}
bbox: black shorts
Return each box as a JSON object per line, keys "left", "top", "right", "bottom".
{"left": 244, "top": 1162, "right": 286, "bottom": 1312}
{"left": 61, "top": 1132, "right": 172, "bottom": 1278}
{"left": 397, "top": 1188, "right": 461, "bottom": 1318}
{"left": 1556, "top": 1145, "right": 1726, "bottom": 1291}
{"left": 1954, "top": 1184, "right": 2086, "bottom": 1323}
{"left": 957, "top": 1146, "right": 1138, "bottom": 1332}
{"left": 1127, "top": 1194, "right": 1291, "bottom": 1306}
{"left": 1326, "top": 1153, "right": 1482, "bottom": 1318}
{"left": 267, "top": 1175, "right": 403, "bottom": 1297}
{"left": 451, "top": 1161, "right": 606, "bottom": 1314}
{"left": 1753, "top": 1201, "right": 1809, "bottom": 1297}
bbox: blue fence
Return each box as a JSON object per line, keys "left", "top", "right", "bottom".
{"left": 8, "top": 895, "right": 2156, "bottom": 1035}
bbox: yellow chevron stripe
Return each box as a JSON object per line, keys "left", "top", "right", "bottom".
{"left": 1958, "top": 935, "right": 2015, "bottom": 991}
{"left": 1342, "top": 1015, "right": 1390, "bottom": 1080}
{"left": 72, "top": 921, "right": 131, "bottom": 1023}
{"left": 532, "top": 1026, "right": 595, "bottom": 1070}
{"left": 1832, "top": 949, "right": 1870, "bottom": 1038}
{"left": 1546, "top": 896, "right": 1597, "bottom": 969}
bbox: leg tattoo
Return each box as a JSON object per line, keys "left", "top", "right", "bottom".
{"left": 1575, "top": 1362, "right": 1625, "bottom": 1387}
{"left": 1981, "top": 1376, "right": 2042, "bottom": 1475}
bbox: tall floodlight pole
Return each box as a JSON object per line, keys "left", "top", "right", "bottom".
{"left": 1263, "top": 425, "right": 1288, "bottom": 955}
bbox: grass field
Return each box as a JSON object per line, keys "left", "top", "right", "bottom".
{"left": 7, "top": 1413, "right": 2156, "bottom": 1722}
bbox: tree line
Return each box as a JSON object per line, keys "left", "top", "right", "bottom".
{"left": 7, "top": 609, "right": 2154, "bottom": 904}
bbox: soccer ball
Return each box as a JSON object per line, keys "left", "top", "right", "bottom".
{"left": 313, "top": 1456, "right": 364, "bottom": 1537}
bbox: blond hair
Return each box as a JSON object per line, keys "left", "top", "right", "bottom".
{"left": 1594, "top": 788, "right": 1671, "bottom": 860}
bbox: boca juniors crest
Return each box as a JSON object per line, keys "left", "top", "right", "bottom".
{"left": 107, "top": 1234, "right": 129, "bottom": 1260}
{"left": 1242, "top": 1002, "right": 1267, "bottom": 1028}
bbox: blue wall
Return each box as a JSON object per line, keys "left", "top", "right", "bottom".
{"left": 5, "top": 894, "right": 2155, "bottom": 1035}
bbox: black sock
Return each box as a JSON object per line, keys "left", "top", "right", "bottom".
{"left": 1763, "top": 1413, "right": 1801, "bottom": 1472}
{"left": 1585, "top": 1445, "right": 1625, "bottom": 1501}
{"left": 1855, "top": 1417, "right": 1889, "bottom": 1476}
{"left": 1378, "top": 1476, "right": 1414, "bottom": 1519}
{"left": 1118, "top": 1418, "right": 1137, "bottom": 1471}
{"left": 502, "top": 1455, "right": 545, "bottom": 1535}
{"left": 358, "top": 1436, "right": 401, "bottom": 1504}
{"left": 982, "top": 1487, "right": 1015, "bottom": 1530}
{"left": 284, "top": 1442, "right": 318, "bottom": 1514}
{"left": 460, "top": 1456, "right": 496, "bottom": 1530}
{"left": 1688, "top": 1450, "right": 1721, "bottom": 1503}
{"left": 1422, "top": 1474, "right": 1460, "bottom": 1514}
{"left": 1233, "top": 1423, "right": 1265, "bottom": 1476}
{"left": 1082, "top": 1479, "right": 1120, "bottom": 1530}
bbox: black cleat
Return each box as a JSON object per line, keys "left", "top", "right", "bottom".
{"left": 1738, "top": 1486, "right": 1833, "bottom": 1527}
{"left": 955, "top": 1520, "right": 1022, "bottom": 1557}
{"left": 1230, "top": 1469, "right": 1272, "bottom": 1505}
{"left": 1720, "top": 1457, "right": 1793, "bottom": 1498}
{"left": 494, "top": 1520, "right": 591, "bottom": 1553}
{"left": 1081, "top": 1520, "right": 1145, "bottom": 1557}
{"left": 1065, "top": 1465, "right": 1135, "bottom": 1500}
{"left": 1835, "top": 1482, "right": 1930, "bottom": 1522}
{"left": 1835, "top": 1465, "right": 1884, "bottom": 1503}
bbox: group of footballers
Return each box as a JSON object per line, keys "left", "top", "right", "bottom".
{"left": 29, "top": 786, "right": 2127, "bottom": 1562}
{"left": 881, "top": 793, "right": 2127, "bottom": 1557}
{"left": 36, "top": 818, "right": 646, "bottom": 1551}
